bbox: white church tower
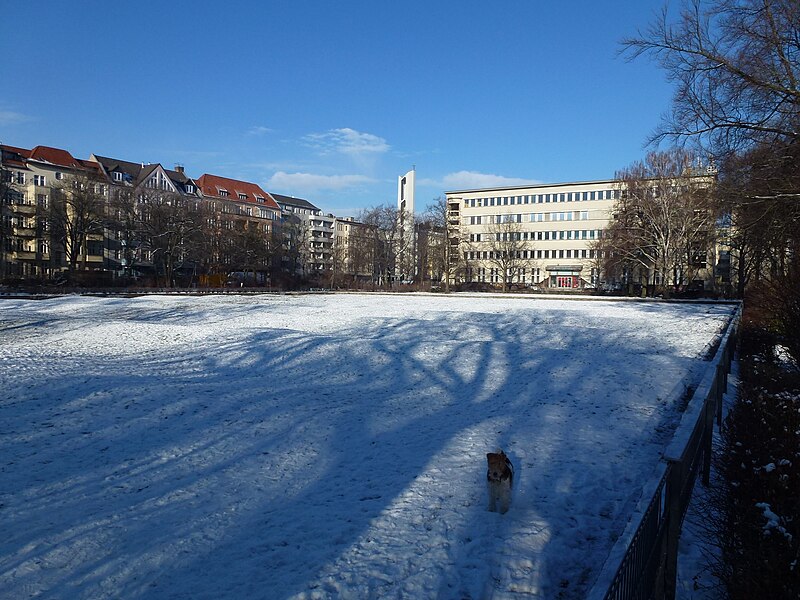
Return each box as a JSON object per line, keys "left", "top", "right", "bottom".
{"left": 397, "top": 168, "right": 415, "bottom": 216}
{"left": 397, "top": 168, "right": 416, "bottom": 282}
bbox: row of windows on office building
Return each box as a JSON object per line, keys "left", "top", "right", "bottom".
{"left": 465, "top": 248, "right": 599, "bottom": 261}
{"left": 468, "top": 229, "right": 602, "bottom": 242}
{"left": 468, "top": 267, "right": 541, "bottom": 282}
{"left": 463, "top": 189, "right": 618, "bottom": 208}
{"left": 467, "top": 211, "right": 591, "bottom": 225}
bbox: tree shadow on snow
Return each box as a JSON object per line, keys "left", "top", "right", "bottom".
{"left": 0, "top": 299, "right": 730, "bottom": 599}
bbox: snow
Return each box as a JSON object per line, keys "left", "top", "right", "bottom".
{"left": 0, "top": 293, "right": 735, "bottom": 599}
{"left": 755, "top": 503, "right": 793, "bottom": 542}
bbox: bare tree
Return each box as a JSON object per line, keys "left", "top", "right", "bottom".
{"left": 230, "top": 221, "right": 275, "bottom": 285}
{"left": 607, "top": 150, "right": 717, "bottom": 295}
{"left": 716, "top": 141, "right": 800, "bottom": 295}
{"left": 138, "top": 190, "right": 204, "bottom": 287}
{"left": 48, "top": 172, "right": 107, "bottom": 281}
{"left": 358, "top": 205, "right": 409, "bottom": 288}
{"left": 622, "top": 0, "right": 800, "bottom": 153}
{"left": 473, "top": 216, "right": 536, "bottom": 292}
{"left": 422, "top": 196, "right": 465, "bottom": 292}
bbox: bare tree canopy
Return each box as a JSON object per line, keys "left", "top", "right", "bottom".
{"left": 605, "top": 149, "right": 716, "bottom": 294}
{"left": 422, "top": 196, "right": 464, "bottom": 292}
{"left": 622, "top": 0, "right": 800, "bottom": 152}
{"left": 49, "top": 173, "right": 107, "bottom": 278}
{"left": 469, "top": 215, "right": 537, "bottom": 292}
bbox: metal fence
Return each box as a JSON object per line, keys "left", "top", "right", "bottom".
{"left": 589, "top": 303, "right": 742, "bottom": 600}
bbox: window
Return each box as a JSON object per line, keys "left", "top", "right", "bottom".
{"left": 55, "top": 172, "right": 63, "bottom": 180}
{"left": 186, "top": 184, "right": 196, "bottom": 194}
{"left": 33, "top": 175, "right": 46, "bottom": 186}
{"left": 15, "top": 172, "right": 25, "bottom": 184}
{"left": 37, "top": 194, "right": 47, "bottom": 208}
{"left": 113, "top": 171, "right": 124, "bottom": 182}
{"left": 219, "top": 189, "right": 229, "bottom": 197}
{"left": 238, "top": 193, "right": 247, "bottom": 201}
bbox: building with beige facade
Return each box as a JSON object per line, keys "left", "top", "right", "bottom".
{"left": 446, "top": 180, "right": 619, "bottom": 289}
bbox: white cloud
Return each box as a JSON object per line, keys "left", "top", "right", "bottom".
{"left": 267, "top": 171, "right": 375, "bottom": 193}
{"left": 0, "top": 109, "right": 33, "bottom": 126}
{"left": 304, "top": 128, "right": 390, "bottom": 157}
{"left": 438, "top": 170, "right": 541, "bottom": 190}
{"left": 246, "top": 125, "right": 273, "bottom": 136}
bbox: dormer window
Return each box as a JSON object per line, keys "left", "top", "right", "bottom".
{"left": 185, "top": 184, "right": 195, "bottom": 194}
{"left": 238, "top": 193, "right": 247, "bottom": 201}
{"left": 113, "top": 171, "right": 123, "bottom": 182}
{"left": 218, "top": 188, "right": 229, "bottom": 197}
{"left": 255, "top": 195, "right": 265, "bottom": 203}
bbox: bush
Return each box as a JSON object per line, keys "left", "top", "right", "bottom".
{"left": 714, "top": 312, "right": 800, "bottom": 599}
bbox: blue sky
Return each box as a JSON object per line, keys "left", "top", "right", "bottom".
{"left": 1, "top": 1, "right": 675, "bottom": 216}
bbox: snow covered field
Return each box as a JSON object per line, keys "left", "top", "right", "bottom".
{"left": 0, "top": 293, "right": 735, "bottom": 599}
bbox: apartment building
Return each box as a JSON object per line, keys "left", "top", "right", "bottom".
{"left": 334, "top": 216, "right": 375, "bottom": 282}
{"left": 447, "top": 180, "right": 618, "bottom": 289}
{"left": 272, "top": 193, "right": 334, "bottom": 275}
{"left": 1, "top": 145, "right": 106, "bottom": 280}
{"left": 91, "top": 155, "right": 206, "bottom": 277}
{"left": 195, "top": 174, "right": 281, "bottom": 282}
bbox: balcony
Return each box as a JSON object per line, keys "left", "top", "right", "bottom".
{"left": 11, "top": 203, "right": 37, "bottom": 215}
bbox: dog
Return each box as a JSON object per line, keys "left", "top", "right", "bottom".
{"left": 487, "top": 450, "right": 514, "bottom": 514}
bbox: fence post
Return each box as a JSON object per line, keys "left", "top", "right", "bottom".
{"left": 702, "top": 378, "right": 716, "bottom": 486}
{"left": 663, "top": 460, "right": 684, "bottom": 600}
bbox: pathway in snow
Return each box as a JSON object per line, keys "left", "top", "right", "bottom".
{"left": 0, "top": 294, "right": 734, "bottom": 599}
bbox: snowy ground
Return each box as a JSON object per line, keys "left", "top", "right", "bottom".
{"left": 0, "top": 293, "right": 735, "bottom": 599}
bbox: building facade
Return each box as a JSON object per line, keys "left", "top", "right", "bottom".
{"left": 1, "top": 145, "right": 107, "bottom": 280}
{"left": 447, "top": 176, "right": 720, "bottom": 291}
{"left": 271, "top": 193, "right": 335, "bottom": 276}
{"left": 447, "top": 180, "right": 618, "bottom": 289}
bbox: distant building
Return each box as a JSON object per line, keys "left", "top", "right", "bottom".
{"left": 92, "top": 154, "right": 206, "bottom": 277}
{"left": 447, "top": 178, "right": 719, "bottom": 291}
{"left": 272, "top": 193, "right": 334, "bottom": 276}
{"left": 447, "top": 181, "right": 617, "bottom": 288}
{"left": 333, "top": 216, "right": 375, "bottom": 283}
{"left": 1, "top": 144, "right": 105, "bottom": 280}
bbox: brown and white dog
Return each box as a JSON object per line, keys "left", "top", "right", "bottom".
{"left": 487, "top": 450, "right": 514, "bottom": 514}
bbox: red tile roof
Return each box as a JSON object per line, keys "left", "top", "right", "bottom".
{"left": 0, "top": 145, "right": 31, "bottom": 169}
{"left": 29, "top": 146, "right": 84, "bottom": 169}
{"left": 196, "top": 174, "right": 280, "bottom": 209}
{"left": 2, "top": 144, "right": 101, "bottom": 174}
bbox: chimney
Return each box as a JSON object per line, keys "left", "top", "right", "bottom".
{"left": 175, "top": 164, "right": 184, "bottom": 174}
